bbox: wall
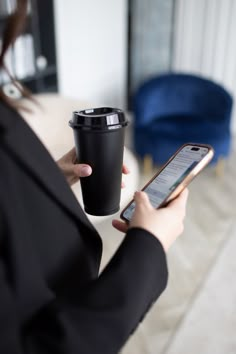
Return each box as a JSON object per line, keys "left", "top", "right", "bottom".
{"left": 172, "top": 0, "right": 236, "bottom": 133}
{"left": 53, "top": 0, "right": 127, "bottom": 109}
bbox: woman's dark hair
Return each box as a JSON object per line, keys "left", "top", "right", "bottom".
{"left": 0, "top": 0, "right": 34, "bottom": 109}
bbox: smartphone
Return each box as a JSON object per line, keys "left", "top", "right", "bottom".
{"left": 120, "top": 143, "right": 214, "bottom": 222}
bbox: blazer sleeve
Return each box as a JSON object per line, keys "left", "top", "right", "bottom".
{"left": 0, "top": 226, "right": 168, "bottom": 354}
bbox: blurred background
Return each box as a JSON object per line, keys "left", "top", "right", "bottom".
{"left": 1, "top": 1, "right": 236, "bottom": 353}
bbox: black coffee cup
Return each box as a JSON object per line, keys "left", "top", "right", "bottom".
{"left": 69, "top": 107, "right": 129, "bottom": 216}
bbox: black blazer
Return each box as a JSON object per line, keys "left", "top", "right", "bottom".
{"left": 0, "top": 101, "right": 168, "bottom": 354}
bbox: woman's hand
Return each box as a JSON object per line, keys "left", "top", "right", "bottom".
{"left": 57, "top": 147, "right": 130, "bottom": 186}
{"left": 57, "top": 148, "right": 92, "bottom": 186}
{"left": 112, "top": 189, "right": 189, "bottom": 252}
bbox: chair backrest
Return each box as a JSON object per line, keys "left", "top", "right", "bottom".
{"left": 133, "top": 73, "right": 233, "bottom": 127}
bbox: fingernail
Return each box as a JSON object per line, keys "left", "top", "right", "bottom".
{"left": 80, "top": 166, "right": 92, "bottom": 177}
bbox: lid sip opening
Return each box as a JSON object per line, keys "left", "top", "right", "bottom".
{"left": 69, "top": 107, "right": 129, "bottom": 131}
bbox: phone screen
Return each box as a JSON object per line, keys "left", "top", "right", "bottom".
{"left": 122, "top": 144, "right": 210, "bottom": 221}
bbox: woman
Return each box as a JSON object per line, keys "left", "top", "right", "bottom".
{"left": 0, "top": 1, "right": 188, "bottom": 353}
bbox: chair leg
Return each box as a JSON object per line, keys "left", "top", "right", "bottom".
{"left": 215, "top": 157, "right": 225, "bottom": 178}
{"left": 143, "top": 154, "right": 153, "bottom": 176}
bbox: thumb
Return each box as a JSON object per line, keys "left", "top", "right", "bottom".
{"left": 134, "top": 191, "right": 152, "bottom": 210}
{"left": 74, "top": 164, "right": 92, "bottom": 177}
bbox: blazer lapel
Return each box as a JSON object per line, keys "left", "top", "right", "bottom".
{"left": 0, "top": 103, "right": 97, "bottom": 234}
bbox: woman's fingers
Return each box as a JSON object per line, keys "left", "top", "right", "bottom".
{"left": 167, "top": 188, "right": 189, "bottom": 209}
{"left": 134, "top": 191, "right": 153, "bottom": 210}
{"left": 122, "top": 165, "right": 130, "bottom": 174}
{"left": 112, "top": 219, "right": 128, "bottom": 233}
{"left": 74, "top": 164, "right": 92, "bottom": 177}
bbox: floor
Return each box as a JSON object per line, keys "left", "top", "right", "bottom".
{"left": 166, "top": 223, "right": 236, "bottom": 354}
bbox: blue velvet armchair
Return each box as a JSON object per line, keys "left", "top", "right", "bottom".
{"left": 133, "top": 73, "right": 233, "bottom": 165}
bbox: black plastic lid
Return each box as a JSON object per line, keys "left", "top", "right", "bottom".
{"left": 69, "top": 107, "right": 128, "bottom": 131}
